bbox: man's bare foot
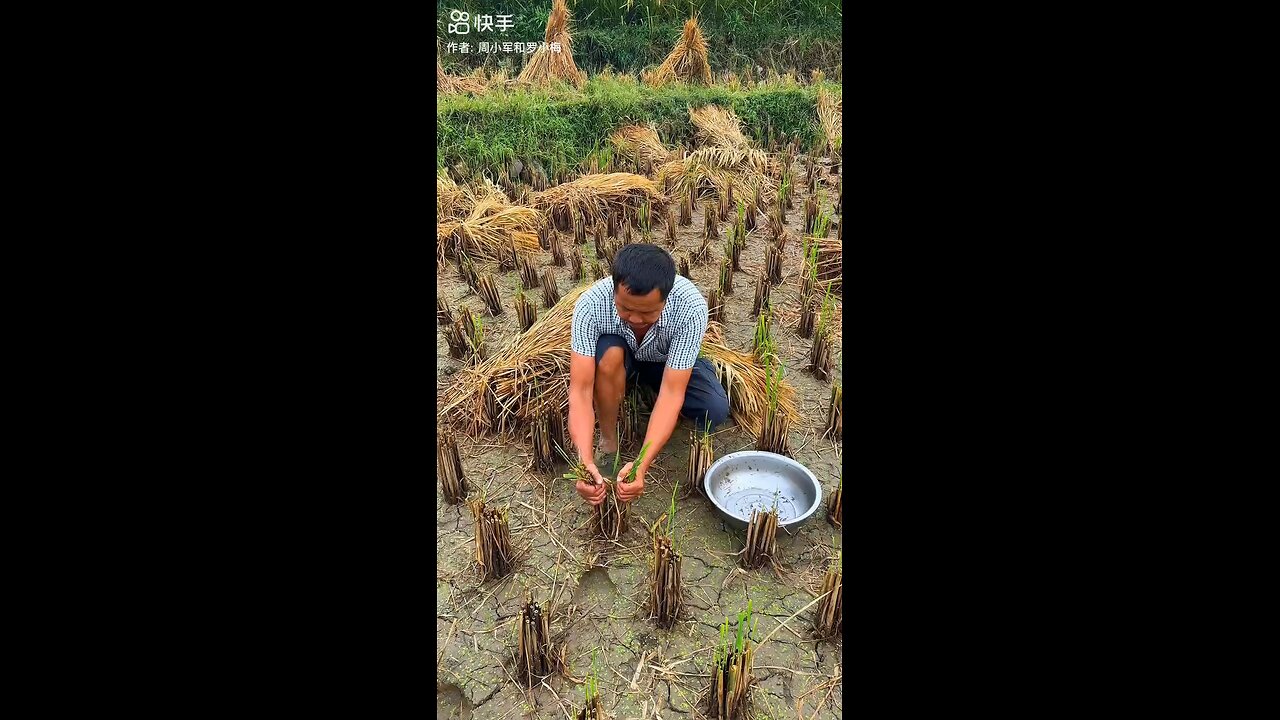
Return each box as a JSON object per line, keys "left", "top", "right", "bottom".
{"left": 598, "top": 434, "right": 619, "bottom": 456}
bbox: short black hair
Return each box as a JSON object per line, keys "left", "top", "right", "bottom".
{"left": 611, "top": 244, "right": 676, "bottom": 299}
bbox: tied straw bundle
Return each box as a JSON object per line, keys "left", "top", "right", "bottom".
{"left": 708, "top": 604, "right": 757, "bottom": 720}
{"left": 741, "top": 495, "right": 781, "bottom": 569}
{"left": 649, "top": 483, "right": 684, "bottom": 628}
{"left": 645, "top": 17, "right": 712, "bottom": 87}
{"left": 756, "top": 361, "right": 792, "bottom": 456}
{"left": 815, "top": 551, "right": 843, "bottom": 639}
{"left": 593, "top": 440, "right": 651, "bottom": 542}
{"left": 438, "top": 429, "right": 467, "bottom": 504}
{"left": 516, "top": 590, "right": 561, "bottom": 687}
{"left": 471, "top": 497, "right": 515, "bottom": 581}
{"left": 824, "top": 382, "right": 842, "bottom": 439}
{"left": 657, "top": 146, "right": 775, "bottom": 209}
{"left": 517, "top": 0, "right": 586, "bottom": 88}
{"left": 688, "top": 421, "right": 714, "bottom": 496}
{"left": 689, "top": 105, "right": 750, "bottom": 151}
{"left": 828, "top": 472, "right": 843, "bottom": 528}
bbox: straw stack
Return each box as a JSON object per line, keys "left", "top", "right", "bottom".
{"left": 517, "top": 0, "right": 586, "bottom": 88}
{"left": 645, "top": 17, "right": 712, "bottom": 87}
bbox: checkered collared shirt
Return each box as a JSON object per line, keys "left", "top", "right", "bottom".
{"left": 570, "top": 276, "right": 708, "bottom": 371}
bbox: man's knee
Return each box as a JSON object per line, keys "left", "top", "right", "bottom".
{"left": 687, "top": 388, "right": 731, "bottom": 429}
{"left": 705, "top": 395, "right": 731, "bottom": 428}
{"left": 596, "top": 345, "right": 625, "bottom": 378}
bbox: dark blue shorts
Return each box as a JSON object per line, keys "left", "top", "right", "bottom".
{"left": 595, "top": 334, "right": 731, "bottom": 428}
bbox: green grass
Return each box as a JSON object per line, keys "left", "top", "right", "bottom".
{"left": 438, "top": 76, "right": 840, "bottom": 177}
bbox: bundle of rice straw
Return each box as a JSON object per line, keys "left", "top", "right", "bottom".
{"left": 517, "top": 0, "right": 586, "bottom": 88}
{"left": 655, "top": 147, "right": 775, "bottom": 204}
{"left": 437, "top": 196, "right": 542, "bottom": 264}
{"left": 689, "top": 105, "right": 750, "bottom": 150}
{"left": 817, "top": 87, "right": 842, "bottom": 154}
{"left": 609, "top": 125, "right": 680, "bottom": 175}
{"left": 645, "top": 17, "right": 712, "bottom": 87}
{"left": 815, "top": 236, "right": 842, "bottom": 292}
{"left": 439, "top": 295, "right": 798, "bottom": 440}
{"left": 440, "top": 285, "right": 589, "bottom": 438}
{"left": 437, "top": 58, "right": 488, "bottom": 95}
{"left": 530, "top": 173, "right": 666, "bottom": 230}
{"left": 438, "top": 174, "right": 508, "bottom": 223}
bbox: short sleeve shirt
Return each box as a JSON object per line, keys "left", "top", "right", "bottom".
{"left": 570, "top": 276, "right": 708, "bottom": 371}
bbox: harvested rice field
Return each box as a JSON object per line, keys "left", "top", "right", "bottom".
{"left": 438, "top": 3, "right": 842, "bottom": 718}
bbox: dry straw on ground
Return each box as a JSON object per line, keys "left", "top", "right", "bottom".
{"left": 530, "top": 173, "right": 665, "bottom": 230}
{"left": 689, "top": 105, "right": 750, "bottom": 150}
{"left": 517, "top": 0, "right": 586, "bottom": 88}
{"left": 437, "top": 196, "right": 541, "bottom": 265}
{"left": 610, "top": 125, "right": 679, "bottom": 174}
{"left": 645, "top": 17, "right": 712, "bottom": 87}
{"left": 657, "top": 146, "right": 774, "bottom": 206}
{"left": 437, "top": 57, "right": 488, "bottom": 95}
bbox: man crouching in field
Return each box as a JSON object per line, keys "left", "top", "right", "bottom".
{"left": 568, "top": 244, "right": 731, "bottom": 506}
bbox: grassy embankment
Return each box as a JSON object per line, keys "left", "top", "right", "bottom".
{"left": 437, "top": 76, "right": 841, "bottom": 178}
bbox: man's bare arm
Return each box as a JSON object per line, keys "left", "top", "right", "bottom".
{"left": 567, "top": 351, "right": 598, "bottom": 464}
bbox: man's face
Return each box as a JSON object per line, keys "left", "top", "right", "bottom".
{"left": 614, "top": 284, "right": 665, "bottom": 333}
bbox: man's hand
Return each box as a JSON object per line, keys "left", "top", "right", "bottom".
{"left": 576, "top": 461, "right": 607, "bottom": 505}
{"left": 616, "top": 461, "right": 646, "bottom": 502}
